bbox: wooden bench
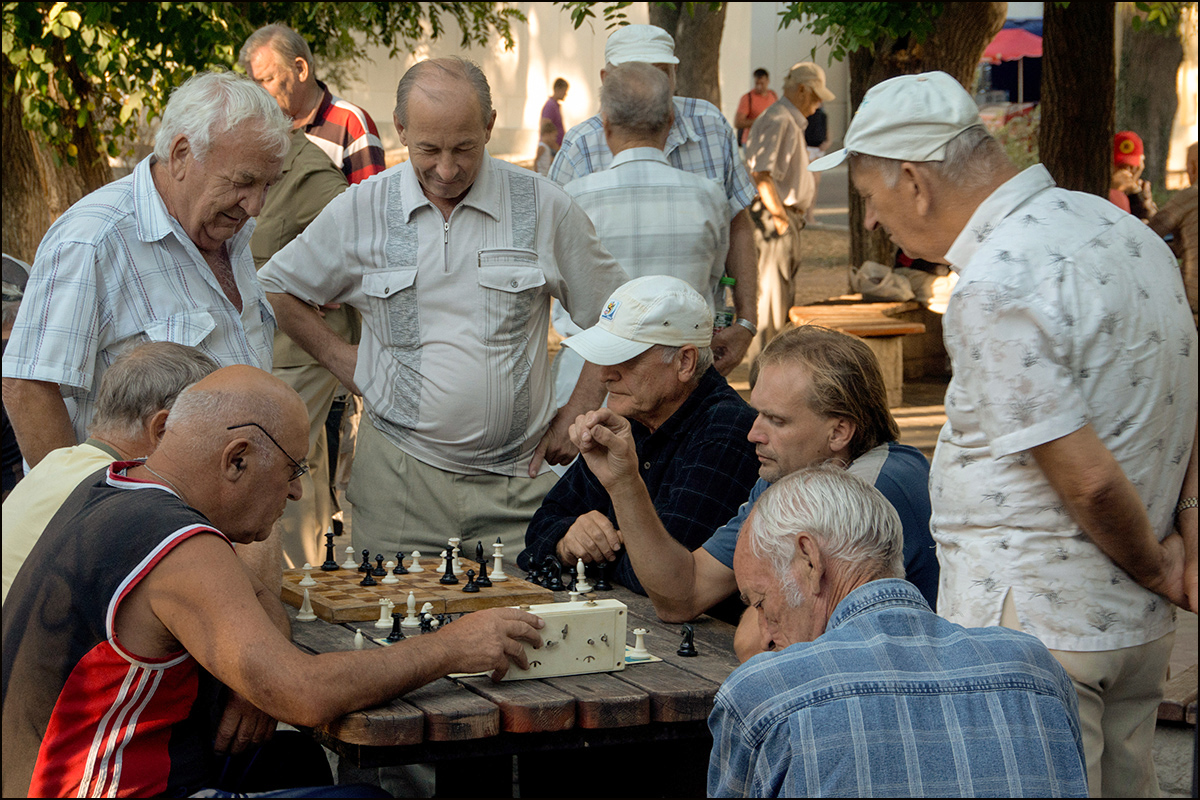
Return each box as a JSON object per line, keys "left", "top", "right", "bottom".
{"left": 1158, "top": 663, "right": 1198, "bottom": 725}
{"left": 789, "top": 299, "right": 927, "bottom": 407}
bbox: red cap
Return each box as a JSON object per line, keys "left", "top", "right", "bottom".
{"left": 1114, "top": 131, "right": 1144, "bottom": 167}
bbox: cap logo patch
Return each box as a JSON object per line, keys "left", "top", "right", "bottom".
{"left": 601, "top": 299, "right": 620, "bottom": 321}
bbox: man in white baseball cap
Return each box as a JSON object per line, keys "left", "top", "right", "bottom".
{"left": 824, "top": 70, "right": 1198, "bottom": 797}
{"left": 547, "top": 25, "right": 759, "bottom": 377}
{"left": 520, "top": 275, "right": 759, "bottom": 595}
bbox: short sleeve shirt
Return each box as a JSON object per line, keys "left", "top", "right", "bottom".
{"left": 745, "top": 96, "right": 814, "bottom": 209}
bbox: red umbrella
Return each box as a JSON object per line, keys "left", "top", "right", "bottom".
{"left": 982, "top": 28, "right": 1043, "bottom": 65}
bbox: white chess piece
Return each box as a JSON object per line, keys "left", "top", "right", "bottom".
{"left": 296, "top": 588, "right": 317, "bottom": 621}
{"left": 574, "top": 558, "right": 592, "bottom": 593}
{"left": 490, "top": 540, "right": 509, "bottom": 582}
{"left": 448, "top": 537, "right": 461, "bottom": 566}
{"left": 407, "top": 550, "right": 424, "bottom": 573}
{"left": 451, "top": 545, "right": 461, "bottom": 576}
{"left": 374, "top": 598, "right": 394, "bottom": 628}
{"left": 568, "top": 590, "right": 582, "bottom": 604}
{"left": 629, "top": 628, "right": 651, "bottom": 660}
{"left": 298, "top": 563, "right": 317, "bottom": 587}
{"left": 381, "top": 561, "right": 400, "bottom": 585}
{"left": 341, "top": 546, "right": 357, "bottom": 570}
{"left": 401, "top": 591, "right": 421, "bottom": 629}
{"left": 354, "top": 629, "right": 366, "bottom": 650}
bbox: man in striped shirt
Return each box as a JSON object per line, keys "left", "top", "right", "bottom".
{"left": 241, "top": 24, "right": 386, "bottom": 186}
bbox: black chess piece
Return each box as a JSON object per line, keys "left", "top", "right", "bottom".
{"left": 462, "top": 569, "right": 479, "bottom": 593}
{"left": 475, "top": 553, "right": 492, "bottom": 588}
{"left": 358, "top": 549, "right": 372, "bottom": 573}
{"left": 359, "top": 569, "right": 377, "bottom": 587}
{"left": 386, "top": 612, "right": 404, "bottom": 643}
{"left": 372, "top": 554, "right": 387, "bottom": 577}
{"left": 566, "top": 571, "right": 578, "bottom": 593}
{"left": 676, "top": 623, "right": 698, "bottom": 657}
{"left": 393, "top": 552, "right": 408, "bottom": 575}
{"left": 321, "top": 531, "right": 339, "bottom": 571}
{"left": 419, "top": 614, "right": 433, "bottom": 633}
{"left": 593, "top": 560, "right": 613, "bottom": 591}
{"left": 475, "top": 541, "right": 485, "bottom": 565}
{"left": 439, "top": 550, "right": 459, "bottom": 584}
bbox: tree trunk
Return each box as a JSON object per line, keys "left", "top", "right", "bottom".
{"left": 1115, "top": 5, "right": 1182, "bottom": 192}
{"left": 1040, "top": 2, "right": 1115, "bottom": 196}
{"left": 648, "top": 2, "right": 726, "bottom": 106}
{"left": 847, "top": 2, "right": 1007, "bottom": 268}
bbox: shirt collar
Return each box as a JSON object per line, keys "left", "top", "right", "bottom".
{"left": 664, "top": 97, "right": 699, "bottom": 156}
{"left": 777, "top": 96, "right": 808, "bottom": 129}
{"left": 397, "top": 153, "right": 502, "bottom": 224}
{"left": 943, "top": 164, "right": 1057, "bottom": 273}
{"left": 634, "top": 366, "right": 724, "bottom": 445}
{"left": 609, "top": 147, "right": 671, "bottom": 169}
{"left": 825, "top": 578, "right": 930, "bottom": 631}
{"left": 305, "top": 80, "right": 335, "bottom": 133}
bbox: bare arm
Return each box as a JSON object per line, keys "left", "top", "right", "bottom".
{"left": 1032, "top": 424, "right": 1188, "bottom": 609}
{"left": 753, "top": 172, "right": 790, "bottom": 235}
{"left": 710, "top": 209, "right": 757, "bottom": 375}
{"left": 734, "top": 110, "right": 753, "bottom": 131}
{"left": 2, "top": 378, "right": 76, "bottom": 467}
{"left": 266, "top": 292, "right": 359, "bottom": 395}
{"left": 234, "top": 521, "right": 285, "bottom": 605}
{"left": 530, "top": 360, "right": 606, "bottom": 476}
{"left": 1178, "top": 425, "right": 1198, "bottom": 612}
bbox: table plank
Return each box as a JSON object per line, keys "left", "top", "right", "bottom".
{"left": 612, "top": 661, "right": 719, "bottom": 722}
{"left": 319, "top": 698, "right": 425, "bottom": 747}
{"left": 457, "top": 675, "right": 577, "bottom": 733}
{"left": 549, "top": 672, "right": 650, "bottom": 728}
{"left": 403, "top": 678, "right": 501, "bottom": 742}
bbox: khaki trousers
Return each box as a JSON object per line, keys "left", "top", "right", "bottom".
{"left": 1001, "top": 592, "right": 1173, "bottom": 797}
{"left": 347, "top": 416, "right": 558, "bottom": 568}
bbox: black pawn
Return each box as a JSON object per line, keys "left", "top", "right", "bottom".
{"left": 566, "top": 571, "right": 578, "bottom": 593}
{"left": 439, "top": 551, "right": 459, "bottom": 584}
{"left": 321, "top": 532, "right": 339, "bottom": 571}
{"left": 372, "top": 554, "right": 387, "bottom": 576}
{"left": 676, "top": 623, "right": 698, "bottom": 657}
{"left": 393, "top": 552, "right": 408, "bottom": 575}
{"left": 475, "top": 556, "right": 492, "bottom": 588}
{"left": 593, "top": 560, "right": 613, "bottom": 591}
{"left": 359, "top": 569, "right": 377, "bottom": 587}
{"left": 358, "top": 549, "right": 372, "bottom": 573}
{"left": 386, "top": 612, "right": 404, "bottom": 643}
{"left": 420, "top": 614, "right": 433, "bottom": 633}
{"left": 546, "top": 569, "right": 565, "bottom": 592}
{"left": 462, "top": 569, "right": 479, "bottom": 593}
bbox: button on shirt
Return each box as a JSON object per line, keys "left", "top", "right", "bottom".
{"left": 708, "top": 579, "right": 1088, "bottom": 798}
{"left": 1, "top": 157, "right": 274, "bottom": 443}
{"left": 548, "top": 96, "right": 755, "bottom": 218}
{"left": 932, "top": 165, "right": 1198, "bottom": 652}
{"left": 257, "top": 155, "right": 627, "bottom": 476}
{"left": 744, "top": 96, "right": 814, "bottom": 209}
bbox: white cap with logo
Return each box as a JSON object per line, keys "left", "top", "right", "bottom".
{"left": 563, "top": 275, "right": 712, "bottom": 366}
{"left": 604, "top": 24, "right": 679, "bottom": 66}
{"left": 809, "top": 71, "right": 981, "bottom": 172}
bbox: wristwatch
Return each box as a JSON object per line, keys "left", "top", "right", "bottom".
{"left": 734, "top": 318, "right": 757, "bottom": 337}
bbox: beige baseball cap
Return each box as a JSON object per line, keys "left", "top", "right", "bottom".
{"left": 809, "top": 71, "right": 981, "bottom": 172}
{"left": 785, "top": 62, "right": 835, "bottom": 102}
{"left": 604, "top": 24, "right": 679, "bottom": 66}
{"left": 563, "top": 276, "right": 712, "bottom": 365}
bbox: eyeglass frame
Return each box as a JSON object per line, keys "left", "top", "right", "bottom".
{"left": 226, "top": 422, "right": 309, "bottom": 482}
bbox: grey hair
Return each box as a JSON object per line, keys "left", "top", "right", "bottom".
{"left": 851, "top": 125, "right": 1010, "bottom": 192}
{"left": 154, "top": 71, "right": 291, "bottom": 163}
{"left": 656, "top": 343, "right": 714, "bottom": 380}
{"left": 605, "top": 61, "right": 676, "bottom": 94}
{"left": 238, "top": 23, "right": 315, "bottom": 77}
{"left": 601, "top": 62, "right": 673, "bottom": 138}
{"left": 88, "top": 342, "right": 219, "bottom": 441}
{"left": 394, "top": 58, "right": 493, "bottom": 129}
{"left": 747, "top": 465, "right": 905, "bottom": 587}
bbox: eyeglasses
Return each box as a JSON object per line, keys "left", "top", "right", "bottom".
{"left": 227, "top": 423, "right": 309, "bottom": 482}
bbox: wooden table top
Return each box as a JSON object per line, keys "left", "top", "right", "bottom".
{"left": 286, "top": 585, "right": 740, "bottom": 766}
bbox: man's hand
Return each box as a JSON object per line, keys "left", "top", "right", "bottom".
{"left": 568, "top": 408, "right": 639, "bottom": 490}
{"left": 1149, "top": 531, "right": 1194, "bottom": 613}
{"left": 434, "top": 607, "right": 545, "bottom": 681}
{"left": 557, "top": 510, "right": 623, "bottom": 564}
{"left": 529, "top": 404, "right": 580, "bottom": 476}
{"left": 214, "top": 689, "right": 277, "bottom": 755}
{"left": 772, "top": 212, "right": 790, "bottom": 237}
{"left": 711, "top": 323, "right": 753, "bottom": 375}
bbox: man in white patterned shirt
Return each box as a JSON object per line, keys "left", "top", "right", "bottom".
{"left": 1, "top": 71, "right": 290, "bottom": 469}
{"left": 549, "top": 25, "right": 758, "bottom": 375}
{"left": 552, "top": 62, "right": 730, "bottom": 407}
{"left": 811, "top": 71, "right": 1199, "bottom": 797}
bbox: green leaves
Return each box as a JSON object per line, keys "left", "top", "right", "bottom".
{"left": 778, "top": 2, "right": 943, "bottom": 62}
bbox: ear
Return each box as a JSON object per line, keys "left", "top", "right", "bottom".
{"left": 483, "top": 109, "right": 497, "bottom": 144}
{"left": 826, "top": 416, "right": 856, "bottom": 457}
{"left": 676, "top": 344, "right": 699, "bottom": 383}
{"left": 145, "top": 408, "right": 171, "bottom": 451}
{"left": 221, "top": 438, "right": 252, "bottom": 483}
{"left": 294, "top": 56, "right": 309, "bottom": 83}
{"left": 394, "top": 114, "right": 407, "bottom": 147}
{"left": 168, "top": 135, "right": 193, "bottom": 181}
{"left": 599, "top": 69, "right": 608, "bottom": 84}
{"left": 792, "top": 531, "right": 825, "bottom": 596}
{"left": 900, "top": 162, "right": 932, "bottom": 217}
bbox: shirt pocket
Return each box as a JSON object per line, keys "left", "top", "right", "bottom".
{"left": 362, "top": 268, "right": 419, "bottom": 349}
{"left": 143, "top": 309, "right": 217, "bottom": 347}
{"left": 476, "top": 249, "right": 546, "bottom": 345}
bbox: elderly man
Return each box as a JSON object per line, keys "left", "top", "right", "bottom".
{"left": 709, "top": 466, "right": 1088, "bottom": 798}
{"left": 1, "top": 71, "right": 289, "bottom": 469}
{"left": 809, "top": 70, "right": 1198, "bottom": 796}
{"left": 570, "top": 325, "right": 938, "bottom": 630}
{"left": 550, "top": 25, "right": 757, "bottom": 374}
{"left": 258, "top": 58, "right": 627, "bottom": 563}
{"left": 744, "top": 62, "right": 834, "bottom": 359}
{"left": 2, "top": 341, "right": 217, "bottom": 603}
{"left": 552, "top": 62, "right": 730, "bottom": 408}
{"left": 240, "top": 23, "right": 385, "bottom": 185}
{"left": 2, "top": 365, "right": 543, "bottom": 798}
{"left": 521, "top": 276, "right": 758, "bottom": 593}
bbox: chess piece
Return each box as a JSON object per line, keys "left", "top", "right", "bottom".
{"left": 462, "top": 568, "right": 479, "bottom": 593}
{"left": 574, "top": 558, "right": 592, "bottom": 593}
{"left": 381, "top": 561, "right": 400, "bottom": 585}
{"left": 321, "top": 530, "right": 339, "bottom": 571}
{"left": 298, "top": 563, "right": 317, "bottom": 587}
{"left": 676, "top": 623, "right": 698, "bottom": 657}
{"left": 629, "top": 628, "right": 651, "bottom": 660}
{"left": 386, "top": 612, "right": 404, "bottom": 643}
{"left": 392, "top": 552, "right": 408, "bottom": 575}
{"left": 401, "top": 591, "right": 421, "bottom": 629}
{"left": 358, "top": 549, "right": 371, "bottom": 573}
{"left": 490, "top": 538, "right": 509, "bottom": 582}
{"left": 475, "top": 554, "right": 492, "bottom": 588}
{"left": 419, "top": 614, "right": 433, "bottom": 634}
{"left": 296, "top": 588, "right": 317, "bottom": 621}
{"left": 566, "top": 571, "right": 578, "bottom": 593}
{"left": 372, "top": 554, "right": 387, "bottom": 577}
{"left": 448, "top": 537, "right": 462, "bottom": 571}
{"left": 593, "top": 559, "right": 613, "bottom": 591}
{"left": 354, "top": 629, "right": 366, "bottom": 650}
{"left": 359, "top": 568, "right": 377, "bottom": 587}
{"left": 439, "top": 549, "right": 459, "bottom": 584}
{"left": 408, "top": 551, "right": 424, "bottom": 573}
{"left": 568, "top": 590, "right": 582, "bottom": 603}
{"left": 374, "top": 598, "right": 394, "bottom": 628}
{"left": 451, "top": 544, "right": 462, "bottom": 576}
{"left": 342, "top": 546, "right": 358, "bottom": 570}
{"left": 475, "top": 540, "right": 485, "bottom": 566}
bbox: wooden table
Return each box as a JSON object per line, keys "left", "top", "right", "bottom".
{"left": 287, "top": 586, "right": 739, "bottom": 796}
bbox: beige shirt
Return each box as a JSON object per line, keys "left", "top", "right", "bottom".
{"left": 745, "top": 97, "right": 814, "bottom": 210}
{"left": 258, "top": 155, "right": 627, "bottom": 476}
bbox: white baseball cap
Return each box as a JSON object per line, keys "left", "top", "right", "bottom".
{"left": 809, "top": 71, "right": 981, "bottom": 172}
{"left": 563, "top": 276, "right": 712, "bottom": 365}
{"left": 604, "top": 24, "right": 679, "bottom": 66}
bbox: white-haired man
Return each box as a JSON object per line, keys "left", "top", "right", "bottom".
{"left": 549, "top": 25, "right": 758, "bottom": 374}
{"left": 810, "top": 70, "right": 1199, "bottom": 796}
{"left": 2, "top": 71, "right": 290, "bottom": 469}
{"left": 709, "top": 466, "right": 1088, "bottom": 798}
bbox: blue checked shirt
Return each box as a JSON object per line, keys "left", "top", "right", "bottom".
{"left": 709, "top": 579, "right": 1088, "bottom": 798}
{"left": 548, "top": 97, "right": 756, "bottom": 217}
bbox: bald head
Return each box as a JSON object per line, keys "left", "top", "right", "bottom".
{"left": 393, "top": 57, "right": 494, "bottom": 130}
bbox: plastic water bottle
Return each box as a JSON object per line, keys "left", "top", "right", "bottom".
{"left": 713, "top": 276, "right": 736, "bottom": 333}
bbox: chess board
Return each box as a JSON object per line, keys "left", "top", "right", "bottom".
{"left": 281, "top": 563, "right": 554, "bottom": 623}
